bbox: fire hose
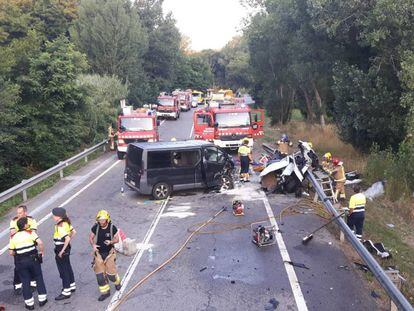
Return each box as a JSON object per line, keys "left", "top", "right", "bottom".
{"left": 109, "top": 199, "right": 327, "bottom": 310}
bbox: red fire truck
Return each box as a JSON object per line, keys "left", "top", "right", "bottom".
{"left": 174, "top": 90, "right": 192, "bottom": 111}
{"left": 156, "top": 95, "right": 180, "bottom": 120}
{"left": 116, "top": 108, "right": 159, "bottom": 159}
{"left": 193, "top": 104, "right": 264, "bottom": 149}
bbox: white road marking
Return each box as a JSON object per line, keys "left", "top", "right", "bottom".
{"left": 261, "top": 195, "right": 308, "bottom": 311}
{"left": 0, "top": 160, "right": 121, "bottom": 256}
{"left": 106, "top": 197, "right": 170, "bottom": 311}
{"left": 160, "top": 120, "right": 165, "bottom": 126}
{"left": 0, "top": 156, "right": 116, "bottom": 241}
{"left": 189, "top": 125, "right": 194, "bottom": 139}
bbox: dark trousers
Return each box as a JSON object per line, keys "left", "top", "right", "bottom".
{"left": 16, "top": 257, "right": 47, "bottom": 303}
{"left": 14, "top": 267, "right": 35, "bottom": 287}
{"left": 347, "top": 212, "right": 365, "bottom": 239}
{"left": 55, "top": 253, "right": 75, "bottom": 295}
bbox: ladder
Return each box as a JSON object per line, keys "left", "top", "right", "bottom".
{"left": 313, "top": 170, "right": 337, "bottom": 203}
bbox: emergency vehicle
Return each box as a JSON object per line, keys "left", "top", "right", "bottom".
{"left": 192, "top": 90, "right": 204, "bottom": 106}
{"left": 156, "top": 95, "right": 180, "bottom": 120}
{"left": 193, "top": 104, "right": 264, "bottom": 149}
{"left": 174, "top": 90, "right": 192, "bottom": 111}
{"left": 116, "top": 107, "right": 159, "bottom": 159}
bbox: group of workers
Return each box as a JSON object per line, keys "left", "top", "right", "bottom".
{"left": 8, "top": 206, "right": 122, "bottom": 310}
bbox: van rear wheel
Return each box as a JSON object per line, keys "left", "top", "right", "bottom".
{"left": 152, "top": 182, "right": 171, "bottom": 200}
{"left": 117, "top": 151, "right": 125, "bottom": 160}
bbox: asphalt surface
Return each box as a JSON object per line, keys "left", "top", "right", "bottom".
{"left": 0, "top": 108, "right": 379, "bottom": 310}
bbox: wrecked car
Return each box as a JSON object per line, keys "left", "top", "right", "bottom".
{"left": 124, "top": 140, "right": 234, "bottom": 200}
{"left": 260, "top": 141, "right": 319, "bottom": 196}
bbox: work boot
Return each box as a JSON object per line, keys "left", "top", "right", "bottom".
{"left": 98, "top": 292, "right": 111, "bottom": 301}
{"left": 55, "top": 294, "right": 71, "bottom": 301}
{"left": 115, "top": 284, "right": 121, "bottom": 291}
{"left": 39, "top": 299, "right": 48, "bottom": 307}
{"left": 25, "top": 304, "right": 34, "bottom": 310}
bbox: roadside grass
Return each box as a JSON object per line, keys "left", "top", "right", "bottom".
{"left": 259, "top": 118, "right": 414, "bottom": 303}
{"left": 0, "top": 148, "right": 106, "bottom": 218}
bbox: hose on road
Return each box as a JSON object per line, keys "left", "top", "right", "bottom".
{"left": 110, "top": 198, "right": 328, "bottom": 310}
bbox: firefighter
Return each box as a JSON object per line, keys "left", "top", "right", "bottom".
{"left": 331, "top": 158, "right": 346, "bottom": 202}
{"left": 52, "top": 207, "right": 76, "bottom": 300}
{"left": 9, "top": 217, "right": 47, "bottom": 310}
{"left": 108, "top": 125, "right": 115, "bottom": 151}
{"left": 321, "top": 152, "right": 333, "bottom": 172}
{"left": 276, "top": 134, "right": 293, "bottom": 156}
{"left": 238, "top": 139, "right": 252, "bottom": 182}
{"left": 10, "top": 205, "right": 38, "bottom": 295}
{"left": 89, "top": 210, "right": 121, "bottom": 301}
{"left": 347, "top": 185, "right": 366, "bottom": 241}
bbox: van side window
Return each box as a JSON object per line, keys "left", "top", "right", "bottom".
{"left": 148, "top": 151, "right": 171, "bottom": 169}
{"left": 204, "top": 147, "right": 218, "bottom": 162}
{"left": 172, "top": 151, "right": 200, "bottom": 167}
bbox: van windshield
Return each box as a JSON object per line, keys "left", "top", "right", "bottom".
{"left": 120, "top": 117, "right": 153, "bottom": 131}
{"left": 158, "top": 98, "right": 175, "bottom": 106}
{"left": 215, "top": 112, "right": 250, "bottom": 128}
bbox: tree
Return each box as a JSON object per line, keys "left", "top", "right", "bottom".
{"left": 71, "top": 0, "right": 148, "bottom": 104}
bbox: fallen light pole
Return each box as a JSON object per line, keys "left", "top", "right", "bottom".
{"left": 307, "top": 170, "right": 414, "bottom": 311}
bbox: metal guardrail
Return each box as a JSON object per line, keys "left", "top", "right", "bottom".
{"left": 307, "top": 171, "right": 414, "bottom": 311}
{"left": 0, "top": 140, "right": 108, "bottom": 205}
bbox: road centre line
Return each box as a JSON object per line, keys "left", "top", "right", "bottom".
{"left": 106, "top": 196, "right": 170, "bottom": 311}
{"left": 189, "top": 125, "right": 194, "bottom": 139}
{"left": 0, "top": 160, "right": 121, "bottom": 256}
{"left": 261, "top": 195, "right": 308, "bottom": 311}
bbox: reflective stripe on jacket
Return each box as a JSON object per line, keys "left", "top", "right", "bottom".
{"left": 9, "top": 230, "right": 38, "bottom": 256}
{"left": 349, "top": 193, "right": 366, "bottom": 213}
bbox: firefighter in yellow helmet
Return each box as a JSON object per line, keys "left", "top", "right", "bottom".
{"left": 108, "top": 125, "right": 115, "bottom": 151}
{"left": 322, "top": 152, "right": 333, "bottom": 172}
{"left": 238, "top": 138, "right": 252, "bottom": 182}
{"left": 89, "top": 210, "right": 121, "bottom": 301}
{"left": 331, "top": 158, "right": 346, "bottom": 202}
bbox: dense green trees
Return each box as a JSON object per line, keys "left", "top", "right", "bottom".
{"left": 0, "top": 0, "right": 210, "bottom": 191}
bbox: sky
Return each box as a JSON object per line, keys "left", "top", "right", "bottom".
{"left": 163, "top": 0, "right": 250, "bottom": 51}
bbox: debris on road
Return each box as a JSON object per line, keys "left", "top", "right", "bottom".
{"left": 371, "top": 290, "right": 381, "bottom": 299}
{"left": 354, "top": 262, "right": 371, "bottom": 273}
{"left": 264, "top": 298, "right": 280, "bottom": 310}
{"left": 363, "top": 240, "right": 391, "bottom": 259}
{"left": 199, "top": 267, "right": 207, "bottom": 272}
{"left": 232, "top": 200, "right": 245, "bottom": 216}
{"left": 386, "top": 223, "right": 395, "bottom": 228}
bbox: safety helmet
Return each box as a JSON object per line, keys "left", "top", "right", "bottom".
{"left": 96, "top": 210, "right": 110, "bottom": 222}
{"left": 323, "top": 152, "right": 332, "bottom": 161}
{"left": 332, "top": 158, "right": 340, "bottom": 166}
{"left": 242, "top": 138, "right": 249, "bottom": 145}
{"left": 281, "top": 134, "right": 288, "bottom": 142}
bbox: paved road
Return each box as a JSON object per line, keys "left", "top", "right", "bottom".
{"left": 0, "top": 108, "right": 379, "bottom": 310}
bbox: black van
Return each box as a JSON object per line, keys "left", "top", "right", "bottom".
{"left": 124, "top": 140, "right": 234, "bottom": 199}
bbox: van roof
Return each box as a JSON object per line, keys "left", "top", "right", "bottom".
{"left": 130, "top": 140, "right": 214, "bottom": 151}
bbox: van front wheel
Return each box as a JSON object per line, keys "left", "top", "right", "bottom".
{"left": 152, "top": 182, "right": 171, "bottom": 200}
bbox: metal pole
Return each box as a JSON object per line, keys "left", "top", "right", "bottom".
{"left": 307, "top": 171, "right": 414, "bottom": 311}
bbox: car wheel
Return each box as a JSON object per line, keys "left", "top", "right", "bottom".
{"left": 152, "top": 182, "right": 171, "bottom": 200}
{"left": 117, "top": 151, "right": 125, "bottom": 160}
{"left": 220, "top": 174, "right": 234, "bottom": 191}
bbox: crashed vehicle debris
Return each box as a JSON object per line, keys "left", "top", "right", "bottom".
{"left": 259, "top": 141, "right": 319, "bottom": 196}
{"left": 124, "top": 140, "right": 235, "bottom": 200}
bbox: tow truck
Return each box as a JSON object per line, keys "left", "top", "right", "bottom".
{"left": 193, "top": 104, "right": 265, "bottom": 149}
{"left": 156, "top": 95, "right": 180, "bottom": 120}
{"left": 116, "top": 107, "right": 159, "bottom": 159}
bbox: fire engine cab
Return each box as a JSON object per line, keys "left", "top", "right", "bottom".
{"left": 117, "top": 107, "right": 159, "bottom": 159}
{"left": 193, "top": 104, "right": 264, "bottom": 149}
{"left": 173, "top": 90, "right": 192, "bottom": 112}
{"left": 156, "top": 95, "right": 180, "bottom": 120}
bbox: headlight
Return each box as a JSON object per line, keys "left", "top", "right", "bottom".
{"left": 148, "top": 139, "right": 154, "bottom": 142}
{"left": 118, "top": 139, "right": 125, "bottom": 144}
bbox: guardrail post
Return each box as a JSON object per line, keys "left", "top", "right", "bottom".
{"left": 21, "top": 180, "right": 27, "bottom": 201}
{"left": 103, "top": 144, "right": 106, "bottom": 152}
{"left": 386, "top": 270, "right": 401, "bottom": 311}
{"left": 84, "top": 149, "right": 88, "bottom": 163}
{"left": 59, "top": 169, "right": 64, "bottom": 179}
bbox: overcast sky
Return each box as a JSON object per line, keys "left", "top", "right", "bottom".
{"left": 163, "top": 0, "right": 249, "bottom": 51}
